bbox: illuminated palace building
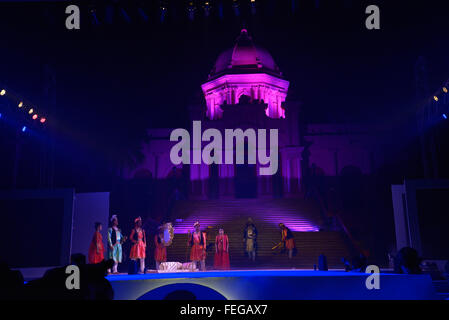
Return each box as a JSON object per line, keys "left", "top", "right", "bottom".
{"left": 126, "top": 29, "right": 384, "bottom": 202}
{"left": 119, "top": 29, "right": 391, "bottom": 269}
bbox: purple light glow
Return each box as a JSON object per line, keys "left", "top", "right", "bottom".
{"left": 172, "top": 202, "right": 319, "bottom": 234}
{"left": 202, "top": 73, "right": 289, "bottom": 120}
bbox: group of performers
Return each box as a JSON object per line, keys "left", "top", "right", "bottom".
{"left": 187, "top": 222, "right": 230, "bottom": 271}
{"left": 87, "top": 215, "right": 151, "bottom": 274}
{"left": 87, "top": 215, "right": 296, "bottom": 273}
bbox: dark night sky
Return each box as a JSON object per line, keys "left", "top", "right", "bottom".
{"left": 1, "top": 1, "right": 447, "bottom": 267}
{"left": 0, "top": 1, "right": 448, "bottom": 174}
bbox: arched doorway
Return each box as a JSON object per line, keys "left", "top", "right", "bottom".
{"left": 234, "top": 162, "right": 257, "bottom": 198}
{"left": 208, "top": 163, "right": 219, "bottom": 199}
{"left": 232, "top": 129, "right": 258, "bottom": 198}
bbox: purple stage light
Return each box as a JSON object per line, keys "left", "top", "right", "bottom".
{"left": 172, "top": 200, "right": 320, "bottom": 234}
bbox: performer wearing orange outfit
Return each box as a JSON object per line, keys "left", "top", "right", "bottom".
{"left": 154, "top": 228, "right": 167, "bottom": 270}
{"left": 214, "top": 228, "right": 230, "bottom": 270}
{"left": 188, "top": 221, "right": 207, "bottom": 271}
{"left": 279, "top": 223, "right": 296, "bottom": 259}
{"left": 88, "top": 222, "right": 104, "bottom": 264}
{"left": 129, "top": 217, "right": 146, "bottom": 274}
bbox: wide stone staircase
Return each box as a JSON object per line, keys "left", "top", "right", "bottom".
{"left": 165, "top": 198, "right": 351, "bottom": 269}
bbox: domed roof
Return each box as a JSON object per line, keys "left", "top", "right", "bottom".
{"left": 209, "top": 29, "right": 282, "bottom": 79}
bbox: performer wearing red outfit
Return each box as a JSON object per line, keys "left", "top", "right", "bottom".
{"left": 188, "top": 221, "right": 207, "bottom": 271}
{"left": 154, "top": 228, "right": 167, "bottom": 270}
{"left": 214, "top": 228, "right": 230, "bottom": 270}
{"left": 279, "top": 223, "right": 296, "bottom": 259}
{"left": 129, "top": 217, "right": 146, "bottom": 274}
{"left": 88, "top": 222, "right": 104, "bottom": 264}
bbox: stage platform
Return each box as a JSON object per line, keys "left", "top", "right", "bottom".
{"left": 106, "top": 269, "right": 437, "bottom": 300}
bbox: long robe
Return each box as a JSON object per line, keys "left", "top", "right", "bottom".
{"left": 214, "top": 234, "right": 230, "bottom": 270}
{"left": 88, "top": 231, "right": 104, "bottom": 264}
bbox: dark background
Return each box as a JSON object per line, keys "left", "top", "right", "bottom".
{"left": 0, "top": 1, "right": 448, "bottom": 264}
{"left": 416, "top": 188, "right": 449, "bottom": 260}
{"left": 0, "top": 1, "right": 448, "bottom": 194}
{"left": 0, "top": 198, "right": 65, "bottom": 267}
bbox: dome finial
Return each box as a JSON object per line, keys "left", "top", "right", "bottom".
{"left": 208, "top": 29, "right": 281, "bottom": 79}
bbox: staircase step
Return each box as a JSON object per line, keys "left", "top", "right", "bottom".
{"left": 162, "top": 198, "right": 351, "bottom": 269}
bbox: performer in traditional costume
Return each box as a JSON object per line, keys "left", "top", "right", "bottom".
{"left": 108, "top": 215, "right": 124, "bottom": 273}
{"left": 188, "top": 221, "right": 207, "bottom": 271}
{"left": 243, "top": 218, "right": 257, "bottom": 262}
{"left": 154, "top": 227, "right": 167, "bottom": 270}
{"left": 214, "top": 228, "right": 230, "bottom": 270}
{"left": 279, "top": 223, "right": 296, "bottom": 259}
{"left": 129, "top": 216, "right": 147, "bottom": 274}
{"left": 88, "top": 222, "right": 104, "bottom": 264}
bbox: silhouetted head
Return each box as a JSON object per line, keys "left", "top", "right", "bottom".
{"left": 71, "top": 253, "right": 86, "bottom": 266}
{"left": 395, "top": 247, "right": 422, "bottom": 274}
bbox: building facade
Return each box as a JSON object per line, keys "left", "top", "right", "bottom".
{"left": 125, "top": 30, "right": 386, "bottom": 200}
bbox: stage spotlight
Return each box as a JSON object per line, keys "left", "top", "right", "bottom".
{"left": 443, "top": 114, "right": 447, "bottom": 119}
{"left": 137, "top": 7, "right": 149, "bottom": 22}
{"left": 105, "top": 5, "right": 114, "bottom": 24}
{"left": 203, "top": 1, "right": 211, "bottom": 17}
{"left": 89, "top": 8, "right": 100, "bottom": 25}
{"left": 160, "top": 0, "right": 168, "bottom": 23}
{"left": 18, "top": 101, "right": 23, "bottom": 108}
{"left": 218, "top": 1, "right": 223, "bottom": 19}
{"left": 0, "top": 89, "right": 5, "bottom": 96}
{"left": 120, "top": 8, "right": 131, "bottom": 23}
{"left": 160, "top": 6, "right": 167, "bottom": 23}
{"left": 187, "top": 2, "right": 195, "bottom": 21}
{"left": 250, "top": 0, "right": 256, "bottom": 15}
{"left": 28, "top": 108, "right": 34, "bottom": 114}
{"left": 232, "top": 0, "right": 240, "bottom": 17}
{"left": 22, "top": 126, "right": 27, "bottom": 132}
{"left": 32, "top": 114, "right": 38, "bottom": 120}
{"left": 40, "top": 117, "right": 46, "bottom": 123}
{"left": 443, "top": 87, "right": 448, "bottom": 93}
{"left": 0, "top": 113, "right": 2, "bottom": 119}
{"left": 291, "top": 0, "right": 298, "bottom": 13}
{"left": 434, "top": 96, "right": 439, "bottom": 102}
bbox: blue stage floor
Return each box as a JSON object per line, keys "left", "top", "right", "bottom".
{"left": 107, "top": 269, "right": 354, "bottom": 281}
{"left": 106, "top": 269, "right": 437, "bottom": 300}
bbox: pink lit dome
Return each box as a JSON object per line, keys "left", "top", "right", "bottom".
{"left": 209, "top": 29, "right": 282, "bottom": 79}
